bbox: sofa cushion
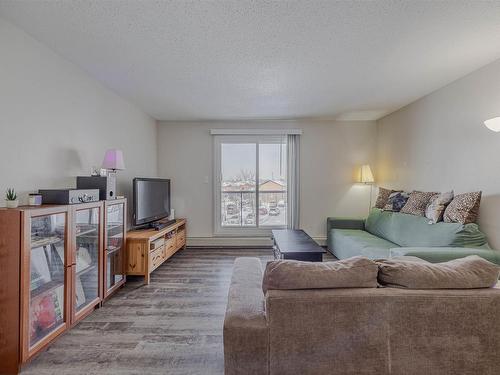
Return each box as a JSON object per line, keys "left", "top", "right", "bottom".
{"left": 425, "top": 191, "right": 454, "bottom": 223}
{"left": 383, "top": 191, "right": 409, "bottom": 212}
{"left": 390, "top": 247, "right": 500, "bottom": 264}
{"left": 444, "top": 191, "right": 482, "bottom": 224}
{"left": 374, "top": 187, "right": 394, "bottom": 209}
{"left": 377, "top": 255, "right": 500, "bottom": 289}
{"left": 400, "top": 190, "right": 438, "bottom": 216}
{"left": 365, "top": 208, "right": 488, "bottom": 248}
{"left": 330, "top": 229, "right": 397, "bottom": 259}
{"left": 262, "top": 256, "right": 378, "bottom": 293}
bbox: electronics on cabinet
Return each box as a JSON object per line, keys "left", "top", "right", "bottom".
{"left": 38, "top": 189, "right": 99, "bottom": 204}
{"left": 77, "top": 175, "right": 116, "bottom": 200}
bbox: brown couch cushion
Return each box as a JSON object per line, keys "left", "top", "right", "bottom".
{"left": 262, "top": 256, "right": 378, "bottom": 293}
{"left": 377, "top": 255, "right": 500, "bottom": 289}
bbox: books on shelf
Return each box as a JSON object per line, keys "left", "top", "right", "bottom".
{"left": 29, "top": 285, "right": 64, "bottom": 343}
{"left": 48, "top": 244, "right": 65, "bottom": 279}
{"left": 75, "top": 276, "right": 86, "bottom": 308}
{"left": 30, "top": 247, "right": 51, "bottom": 291}
{"left": 76, "top": 247, "right": 92, "bottom": 273}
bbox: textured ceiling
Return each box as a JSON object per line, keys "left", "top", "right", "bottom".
{"left": 2, "top": 1, "right": 500, "bottom": 121}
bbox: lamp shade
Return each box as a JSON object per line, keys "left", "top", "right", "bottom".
{"left": 102, "top": 149, "right": 125, "bottom": 170}
{"left": 360, "top": 164, "right": 374, "bottom": 183}
{"left": 484, "top": 117, "right": 500, "bottom": 132}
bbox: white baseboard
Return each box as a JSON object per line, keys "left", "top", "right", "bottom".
{"left": 187, "top": 236, "right": 327, "bottom": 247}
{"left": 314, "top": 237, "right": 327, "bottom": 246}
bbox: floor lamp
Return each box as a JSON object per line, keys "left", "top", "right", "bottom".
{"left": 360, "top": 165, "right": 375, "bottom": 211}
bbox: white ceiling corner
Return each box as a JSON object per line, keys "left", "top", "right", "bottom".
{"left": 2, "top": 0, "right": 500, "bottom": 122}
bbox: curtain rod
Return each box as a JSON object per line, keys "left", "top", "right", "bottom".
{"left": 210, "top": 129, "right": 302, "bottom": 135}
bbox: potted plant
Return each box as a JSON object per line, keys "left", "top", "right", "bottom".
{"left": 5, "top": 188, "right": 19, "bottom": 208}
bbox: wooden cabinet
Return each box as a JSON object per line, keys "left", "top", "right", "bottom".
{"left": 103, "top": 199, "right": 126, "bottom": 300}
{"left": 126, "top": 219, "right": 186, "bottom": 284}
{"left": 21, "top": 206, "right": 71, "bottom": 363}
{"left": 71, "top": 202, "right": 104, "bottom": 323}
{"left": 0, "top": 200, "right": 125, "bottom": 374}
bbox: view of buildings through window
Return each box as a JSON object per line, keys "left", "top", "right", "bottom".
{"left": 221, "top": 140, "right": 287, "bottom": 227}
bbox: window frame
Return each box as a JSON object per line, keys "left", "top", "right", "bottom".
{"left": 213, "top": 134, "right": 287, "bottom": 237}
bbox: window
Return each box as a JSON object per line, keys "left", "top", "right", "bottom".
{"left": 214, "top": 135, "right": 288, "bottom": 235}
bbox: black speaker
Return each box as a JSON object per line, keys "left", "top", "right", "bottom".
{"left": 77, "top": 175, "right": 117, "bottom": 200}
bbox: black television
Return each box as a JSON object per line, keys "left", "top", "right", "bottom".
{"left": 133, "top": 178, "right": 171, "bottom": 226}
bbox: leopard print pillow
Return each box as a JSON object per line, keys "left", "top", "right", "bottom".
{"left": 374, "top": 187, "right": 395, "bottom": 209}
{"left": 443, "top": 191, "right": 482, "bottom": 224}
{"left": 400, "top": 191, "right": 438, "bottom": 216}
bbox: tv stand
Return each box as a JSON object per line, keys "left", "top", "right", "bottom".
{"left": 150, "top": 219, "right": 176, "bottom": 231}
{"left": 126, "top": 219, "right": 187, "bottom": 284}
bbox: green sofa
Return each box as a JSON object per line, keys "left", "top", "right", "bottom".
{"left": 327, "top": 208, "right": 500, "bottom": 264}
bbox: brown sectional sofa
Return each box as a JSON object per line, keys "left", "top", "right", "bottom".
{"left": 224, "top": 257, "right": 500, "bottom": 375}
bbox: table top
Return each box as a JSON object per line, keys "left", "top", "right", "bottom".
{"left": 127, "top": 218, "right": 186, "bottom": 241}
{"left": 272, "top": 229, "right": 326, "bottom": 254}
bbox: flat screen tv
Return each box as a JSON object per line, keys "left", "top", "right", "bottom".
{"left": 133, "top": 178, "right": 171, "bottom": 226}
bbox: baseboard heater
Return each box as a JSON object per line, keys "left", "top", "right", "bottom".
{"left": 186, "top": 236, "right": 326, "bottom": 248}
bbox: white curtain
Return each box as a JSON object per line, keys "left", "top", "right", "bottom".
{"left": 287, "top": 134, "right": 300, "bottom": 229}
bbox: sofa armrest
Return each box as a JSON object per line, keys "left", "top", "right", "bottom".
{"left": 390, "top": 247, "right": 500, "bottom": 265}
{"left": 326, "top": 217, "right": 365, "bottom": 253}
{"left": 224, "top": 258, "right": 269, "bottom": 375}
{"left": 327, "top": 217, "right": 365, "bottom": 232}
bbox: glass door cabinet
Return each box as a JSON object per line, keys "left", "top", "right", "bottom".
{"left": 0, "top": 199, "right": 126, "bottom": 373}
{"left": 104, "top": 198, "right": 126, "bottom": 299}
{"left": 71, "top": 202, "right": 103, "bottom": 322}
{"left": 22, "top": 207, "right": 69, "bottom": 361}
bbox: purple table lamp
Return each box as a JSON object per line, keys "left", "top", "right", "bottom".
{"left": 102, "top": 149, "right": 125, "bottom": 171}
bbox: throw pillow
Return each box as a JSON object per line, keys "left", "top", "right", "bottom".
{"left": 383, "top": 191, "right": 410, "bottom": 212}
{"left": 443, "top": 191, "right": 482, "bottom": 224}
{"left": 425, "top": 191, "right": 454, "bottom": 224}
{"left": 262, "top": 256, "right": 378, "bottom": 293}
{"left": 400, "top": 191, "right": 438, "bottom": 216}
{"left": 377, "top": 255, "right": 500, "bottom": 289}
{"left": 374, "top": 187, "right": 394, "bottom": 209}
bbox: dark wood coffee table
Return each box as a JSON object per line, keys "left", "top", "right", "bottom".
{"left": 271, "top": 229, "right": 326, "bottom": 262}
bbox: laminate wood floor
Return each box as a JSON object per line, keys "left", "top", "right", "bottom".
{"left": 22, "top": 247, "right": 335, "bottom": 375}
{"left": 21, "top": 248, "right": 274, "bottom": 375}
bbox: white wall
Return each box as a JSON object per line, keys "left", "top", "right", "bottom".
{"left": 0, "top": 17, "right": 158, "bottom": 221}
{"left": 158, "top": 120, "right": 377, "bottom": 242}
{"left": 377, "top": 58, "right": 500, "bottom": 248}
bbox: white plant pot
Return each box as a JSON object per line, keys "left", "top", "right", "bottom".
{"left": 5, "top": 200, "right": 19, "bottom": 208}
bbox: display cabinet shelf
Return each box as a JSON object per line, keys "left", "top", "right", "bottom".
{"left": 76, "top": 228, "right": 98, "bottom": 237}
{"left": 76, "top": 264, "right": 97, "bottom": 277}
{"left": 107, "top": 246, "right": 121, "bottom": 254}
{"left": 0, "top": 199, "right": 126, "bottom": 374}
{"left": 30, "top": 236, "right": 64, "bottom": 248}
{"left": 31, "top": 280, "right": 64, "bottom": 299}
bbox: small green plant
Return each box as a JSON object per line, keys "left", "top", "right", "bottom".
{"left": 6, "top": 188, "right": 17, "bottom": 201}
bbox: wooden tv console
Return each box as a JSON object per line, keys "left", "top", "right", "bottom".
{"left": 126, "top": 219, "right": 186, "bottom": 284}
